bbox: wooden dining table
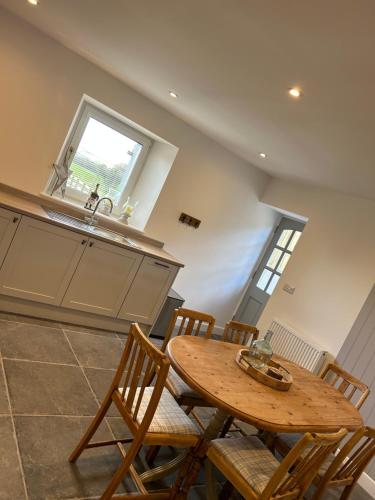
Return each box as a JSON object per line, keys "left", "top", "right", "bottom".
{"left": 166, "top": 335, "right": 363, "bottom": 499}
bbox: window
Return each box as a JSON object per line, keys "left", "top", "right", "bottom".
{"left": 256, "top": 228, "right": 302, "bottom": 295}
{"left": 53, "top": 102, "right": 151, "bottom": 214}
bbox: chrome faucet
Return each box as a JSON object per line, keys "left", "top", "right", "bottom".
{"left": 85, "top": 197, "right": 113, "bottom": 226}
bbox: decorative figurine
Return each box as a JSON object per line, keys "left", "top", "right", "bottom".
{"left": 85, "top": 184, "right": 100, "bottom": 210}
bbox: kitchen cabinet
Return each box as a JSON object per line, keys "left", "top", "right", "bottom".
{"left": 118, "top": 256, "right": 179, "bottom": 325}
{"left": 0, "top": 207, "right": 20, "bottom": 267}
{"left": 0, "top": 216, "right": 86, "bottom": 305}
{"left": 62, "top": 238, "right": 143, "bottom": 317}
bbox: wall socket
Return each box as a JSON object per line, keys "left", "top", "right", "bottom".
{"left": 283, "top": 283, "right": 296, "bottom": 295}
{"left": 179, "top": 212, "right": 201, "bottom": 229}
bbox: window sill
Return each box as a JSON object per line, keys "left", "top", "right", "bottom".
{"left": 39, "top": 191, "right": 164, "bottom": 248}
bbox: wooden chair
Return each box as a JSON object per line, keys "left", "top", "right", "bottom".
{"left": 147, "top": 310, "right": 258, "bottom": 463}
{"left": 207, "top": 429, "right": 347, "bottom": 500}
{"left": 274, "top": 363, "right": 370, "bottom": 457}
{"left": 69, "top": 322, "right": 200, "bottom": 500}
{"left": 320, "top": 363, "right": 370, "bottom": 409}
{"left": 223, "top": 320, "right": 259, "bottom": 346}
{"left": 312, "top": 426, "right": 375, "bottom": 500}
{"left": 164, "top": 312, "right": 258, "bottom": 410}
{"left": 161, "top": 307, "right": 216, "bottom": 409}
{"left": 218, "top": 321, "right": 260, "bottom": 438}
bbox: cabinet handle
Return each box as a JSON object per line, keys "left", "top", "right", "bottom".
{"left": 89, "top": 241, "right": 94, "bottom": 247}
{"left": 81, "top": 239, "right": 87, "bottom": 245}
{"left": 13, "top": 217, "right": 19, "bottom": 224}
{"left": 154, "top": 261, "right": 170, "bottom": 269}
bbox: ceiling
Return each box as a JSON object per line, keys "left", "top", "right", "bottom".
{"left": 2, "top": 0, "right": 375, "bottom": 201}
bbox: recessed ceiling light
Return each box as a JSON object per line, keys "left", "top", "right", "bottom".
{"left": 259, "top": 153, "right": 266, "bottom": 158}
{"left": 28, "top": 0, "right": 39, "bottom": 5}
{"left": 288, "top": 87, "right": 302, "bottom": 98}
{"left": 169, "top": 91, "right": 178, "bottom": 99}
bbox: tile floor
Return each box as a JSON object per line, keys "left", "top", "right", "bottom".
{"left": 0, "top": 312, "right": 372, "bottom": 499}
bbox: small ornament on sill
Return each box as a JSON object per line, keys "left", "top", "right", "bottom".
{"left": 119, "top": 197, "right": 138, "bottom": 224}
{"left": 85, "top": 184, "right": 100, "bottom": 210}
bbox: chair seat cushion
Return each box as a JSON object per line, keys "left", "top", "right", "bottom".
{"left": 167, "top": 367, "right": 203, "bottom": 400}
{"left": 121, "top": 387, "right": 200, "bottom": 436}
{"left": 210, "top": 436, "right": 283, "bottom": 495}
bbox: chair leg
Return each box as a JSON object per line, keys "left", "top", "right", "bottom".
{"left": 340, "top": 483, "right": 356, "bottom": 500}
{"left": 100, "top": 453, "right": 135, "bottom": 500}
{"left": 219, "top": 416, "right": 234, "bottom": 438}
{"left": 145, "top": 445, "right": 161, "bottom": 465}
{"left": 219, "top": 480, "right": 234, "bottom": 500}
{"left": 69, "top": 391, "right": 113, "bottom": 462}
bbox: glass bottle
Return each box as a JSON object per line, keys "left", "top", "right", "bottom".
{"left": 248, "top": 330, "right": 273, "bottom": 369}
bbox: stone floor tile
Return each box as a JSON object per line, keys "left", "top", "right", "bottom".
{"left": 15, "top": 415, "right": 131, "bottom": 499}
{"left": 4, "top": 359, "right": 98, "bottom": 416}
{"left": 0, "top": 416, "right": 26, "bottom": 499}
{"left": 84, "top": 367, "right": 119, "bottom": 417}
{"left": 65, "top": 331, "right": 124, "bottom": 370}
{"left": 0, "top": 320, "right": 77, "bottom": 365}
{"left": 0, "top": 360, "right": 9, "bottom": 415}
{"left": 106, "top": 417, "right": 133, "bottom": 441}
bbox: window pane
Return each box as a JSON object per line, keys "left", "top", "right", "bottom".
{"left": 266, "top": 248, "right": 282, "bottom": 270}
{"left": 266, "top": 274, "right": 280, "bottom": 295}
{"left": 277, "top": 252, "right": 291, "bottom": 273}
{"left": 67, "top": 117, "right": 142, "bottom": 206}
{"left": 257, "top": 269, "right": 272, "bottom": 291}
{"left": 276, "top": 229, "right": 293, "bottom": 248}
{"left": 288, "top": 231, "right": 302, "bottom": 251}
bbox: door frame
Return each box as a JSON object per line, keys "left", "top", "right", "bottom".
{"left": 234, "top": 217, "right": 305, "bottom": 325}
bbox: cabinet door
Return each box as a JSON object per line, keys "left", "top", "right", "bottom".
{"left": 0, "top": 216, "right": 86, "bottom": 305}
{"left": 0, "top": 207, "right": 21, "bottom": 267}
{"left": 118, "top": 257, "right": 179, "bottom": 325}
{"left": 62, "top": 238, "right": 143, "bottom": 317}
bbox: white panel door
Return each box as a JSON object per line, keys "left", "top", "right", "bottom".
{"left": 0, "top": 207, "right": 21, "bottom": 267}
{"left": 62, "top": 238, "right": 143, "bottom": 317}
{"left": 118, "top": 257, "right": 179, "bottom": 325}
{"left": 0, "top": 216, "right": 86, "bottom": 305}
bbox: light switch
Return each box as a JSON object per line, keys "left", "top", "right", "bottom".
{"left": 283, "top": 283, "right": 295, "bottom": 295}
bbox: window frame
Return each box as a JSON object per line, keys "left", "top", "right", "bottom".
{"left": 51, "top": 102, "right": 152, "bottom": 214}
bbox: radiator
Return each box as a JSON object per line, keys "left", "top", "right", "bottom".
{"left": 268, "top": 319, "right": 329, "bottom": 374}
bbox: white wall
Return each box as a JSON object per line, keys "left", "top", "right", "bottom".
{"left": 258, "top": 178, "right": 375, "bottom": 356}
{"left": 0, "top": 8, "right": 278, "bottom": 327}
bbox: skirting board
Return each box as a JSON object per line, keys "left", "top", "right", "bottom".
{"left": 359, "top": 472, "right": 375, "bottom": 498}
{"left": 0, "top": 294, "right": 151, "bottom": 335}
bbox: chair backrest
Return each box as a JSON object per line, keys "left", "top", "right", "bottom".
{"left": 111, "top": 323, "right": 170, "bottom": 438}
{"left": 160, "top": 307, "right": 215, "bottom": 352}
{"left": 261, "top": 429, "right": 348, "bottom": 499}
{"left": 321, "top": 363, "right": 370, "bottom": 410}
{"left": 313, "top": 426, "right": 375, "bottom": 499}
{"left": 222, "top": 320, "right": 259, "bottom": 346}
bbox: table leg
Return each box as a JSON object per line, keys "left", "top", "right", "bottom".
{"left": 170, "top": 408, "right": 228, "bottom": 500}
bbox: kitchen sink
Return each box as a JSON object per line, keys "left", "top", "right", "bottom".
{"left": 87, "top": 226, "right": 140, "bottom": 248}
{"left": 44, "top": 209, "right": 140, "bottom": 249}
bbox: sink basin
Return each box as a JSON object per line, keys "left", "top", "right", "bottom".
{"left": 88, "top": 226, "right": 140, "bottom": 248}
{"left": 44, "top": 209, "right": 140, "bottom": 249}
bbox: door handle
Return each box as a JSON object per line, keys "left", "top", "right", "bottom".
{"left": 81, "top": 239, "right": 87, "bottom": 245}
{"left": 89, "top": 241, "right": 94, "bottom": 247}
{"left": 13, "top": 217, "right": 19, "bottom": 224}
{"left": 154, "top": 261, "right": 170, "bottom": 269}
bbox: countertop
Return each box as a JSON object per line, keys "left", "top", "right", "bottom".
{"left": 0, "top": 189, "right": 184, "bottom": 267}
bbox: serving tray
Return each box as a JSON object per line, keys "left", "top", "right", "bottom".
{"left": 235, "top": 349, "right": 293, "bottom": 391}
